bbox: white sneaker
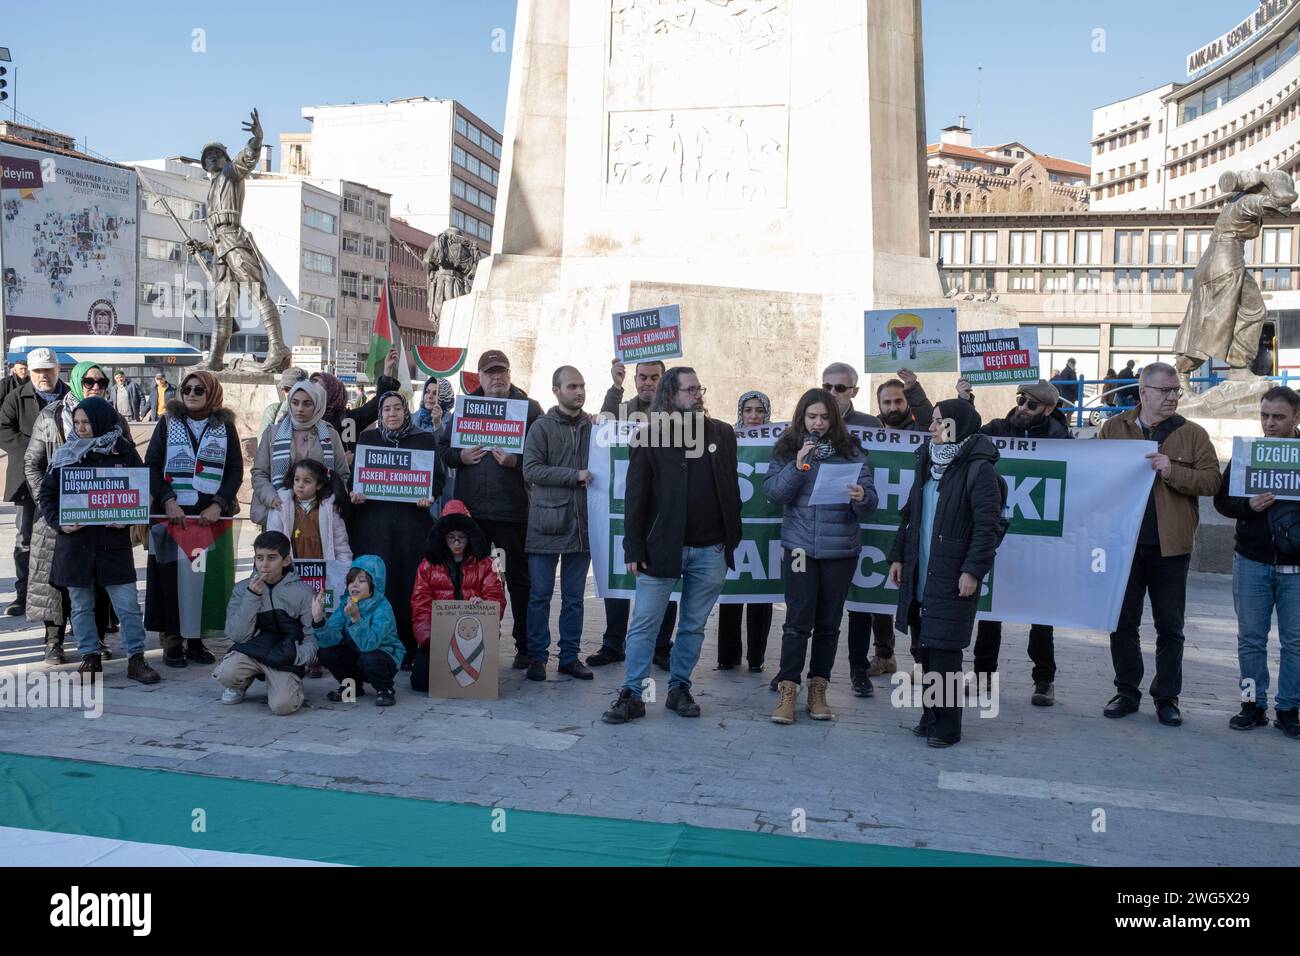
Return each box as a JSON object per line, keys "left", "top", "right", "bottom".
{"left": 220, "top": 687, "right": 245, "bottom": 705}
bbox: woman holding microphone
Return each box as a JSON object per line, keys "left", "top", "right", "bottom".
{"left": 763, "top": 389, "right": 878, "bottom": 724}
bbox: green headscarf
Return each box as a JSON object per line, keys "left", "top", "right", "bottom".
{"left": 68, "top": 360, "right": 106, "bottom": 401}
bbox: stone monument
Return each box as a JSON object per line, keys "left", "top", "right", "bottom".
{"left": 438, "top": 0, "right": 1017, "bottom": 418}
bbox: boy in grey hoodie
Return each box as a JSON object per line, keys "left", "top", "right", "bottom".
{"left": 214, "top": 530, "right": 320, "bottom": 715}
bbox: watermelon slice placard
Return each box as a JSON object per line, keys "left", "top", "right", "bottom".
{"left": 460, "top": 370, "right": 480, "bottom": 394}
{"left": 412, "top": 345, "right": 467, "bottom": 378}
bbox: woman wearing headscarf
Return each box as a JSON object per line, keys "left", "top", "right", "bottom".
{"left": 22, "top": 361, "right": 127, "bottom": 663}
{"left": 251, "top": 379, "right": 350, "bottom": 528}
{"left": 40, "top": 397, "right": 159, "bottom": 683}
{"left": 414, "top": 377, "right": 455, "bottom": 433}
{"left": 144, "top": 370, "right": 244, "bottom": 668}
{"left": 887, "top": 399, "right": 1004, "bottom": 748}
{"left": 311, "top": 349, "right": 402, "bottom": 457}
{"left": 717, "top": 390, "right": 775, "bottom": 672}
{"left": 348, "top": 391, "right": 444, "bottom": 669}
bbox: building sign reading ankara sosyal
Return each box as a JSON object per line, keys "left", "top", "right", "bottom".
{"left": 450, "top": 395, "right": 530, "bottom": 455}
{"left": 1186, "top": 0, "right": 1295, "bottom": 77}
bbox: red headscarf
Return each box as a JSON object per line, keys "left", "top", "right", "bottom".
{"left": 312, "top": 371, "right": 349, "bottom": 421}
{"left": 179, "top": 370, "right": 224, "bottom": 420}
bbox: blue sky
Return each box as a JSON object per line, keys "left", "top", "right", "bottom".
{"left": 0, "top": 0, "right": 1263, "bottom": 165}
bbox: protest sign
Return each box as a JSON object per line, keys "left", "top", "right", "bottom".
{"left": 450, "top": 395, "right": 530, "bottom": 455}
{"left": 588, "top": 421, "right": 1156, "bottom": 631}
{"left": 959, "top": 327, "right": 1040, "bottom": 386}
{"left": 426, "top": 601, "right": 500, "bottom": 699}
{"left": 295, "top": 559, "right": 349, "bottom": 614}
{"left": 612, "top": 305, "right": 683, "bottom": 363}
{"left": 58, "top": 467, "right": 150, "bottom": 525}
{"left": 865, "top": 307, "right": 958, "bottom": 374}
{"left": 354, "top": 446, "right": 436, "bottom": 502}
{"left": 1229, "top": 436, "right": 1300, "bottom": 501}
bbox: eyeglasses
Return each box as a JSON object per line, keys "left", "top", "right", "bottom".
{"left": 81, "top": 376, "right": 108, "bottom": 389}
{"left": 445, "top": 533, "right": 469, "bottom": 544}
{"left": 1015, "top": 394, "right": 1044, "bottom": 411}
{"left": 181, "top": 384, "right": 207, "bottom": 396}
{"left": 1142, "top": 385, "right": 1184, "bottom": 398}
{"left": 821, "top": 383, "right": 853, "bottom": 394}
{"left": 682, "top": 386, "right": 707, "bottom": 396}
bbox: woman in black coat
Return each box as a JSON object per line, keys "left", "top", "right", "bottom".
{"left": 887, "top": 399, "right": 1004, "bottom": 747}
{"left": 348, "top": 391, "right": 445, "bottom": 668}
{"left": 41, "top": 398, "right": 160, "bottom": 683}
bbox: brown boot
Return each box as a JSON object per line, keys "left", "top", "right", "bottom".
{"left": 806, "top": 676, "right": 834, "bottom": 720}
{"left": 127, "top": 653, "right": 161, "bottom": 685}
{"left": 771, "top": 680, "right": 798, "bottom": 724}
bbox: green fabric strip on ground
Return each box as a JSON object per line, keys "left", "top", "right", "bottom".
{"left": 0, "top": 752, "right": 1061, "bottom": 867}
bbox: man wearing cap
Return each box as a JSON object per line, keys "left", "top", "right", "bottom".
{"left": 0, "top": 359, "right": 28, "bottom": 406}
{"left": 147, "top": 373, "right": 176, "bottom": 422}
{"left": 188, "top": 109, "right": 291, "bottom": 373}
{"left": 259, "top": 367, "right": 309, "bottom": 437}
{"left": 438, "top": 350, "right": 544, "bottom": 669}
{"left": 0, "top": 348, "right": 69, "bottom": 616}
{"left": 970, "top": 379, "right": 1073, "bottom": 706}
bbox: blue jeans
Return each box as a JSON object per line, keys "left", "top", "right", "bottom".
{"left": 622, "top": 544, "right": 728, "bottom": 695}
{"left": 526, "top": 551, "right": 591, "bottom": 665}
{"left": 70, "top": 582, "right": 146, "bottom": 657}
{"left": 1232, "top": 554, "right": 1300, "bottom": 711}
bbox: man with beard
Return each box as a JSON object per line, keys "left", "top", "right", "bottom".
{"left": 972, "top": 380, "right": 1073, "bottom": 706}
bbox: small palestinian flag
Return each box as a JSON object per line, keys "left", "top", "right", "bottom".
{"left": 149, "top": 518, "right": 241, "bottom": 640}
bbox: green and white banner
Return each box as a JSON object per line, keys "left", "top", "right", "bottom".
{"left": 588, "top": 421, "right": 1157, "bottom": 631}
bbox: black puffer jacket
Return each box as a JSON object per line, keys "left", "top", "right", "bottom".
{"left": 438, "top": 383, "right": 544, "bottom": 523}
{"left": 980, "top": 407, "right": 1073, "bottom": 440}
{"left": 888, "top": 434, "right": 1004, "bottom": 649}
{"left": 1215, "top": 458, "right": 1296, "bottom": 565}
{"left": 0, "top": 379, "right": 68, "bottom": 501}
{"left": 40, "top": 443, "right": 145, "bottom": 591}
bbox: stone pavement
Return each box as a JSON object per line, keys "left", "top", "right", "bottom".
{"left": 1, "top": 501, "right": 1297, "bottom": 866}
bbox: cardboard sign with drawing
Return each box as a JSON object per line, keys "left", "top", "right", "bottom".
{"left": 426, "top": 600, "right": 500, "bottom": 699}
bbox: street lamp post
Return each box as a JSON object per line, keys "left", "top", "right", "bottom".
{"left": 277, "top": 297, "right": 334, "bottom": 373}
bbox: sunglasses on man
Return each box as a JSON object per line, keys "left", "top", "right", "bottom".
{"left": 821, "top": 383, "right": 853, "bottom": 394}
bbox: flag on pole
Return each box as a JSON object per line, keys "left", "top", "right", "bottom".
{"left": 366, "top": 271, "right": 413, "bottom": 398}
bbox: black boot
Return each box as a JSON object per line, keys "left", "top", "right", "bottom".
{"left": 163, "top": 639, "right": 188, "bottom": 668}
{"left": 185, "top": 639, "right": 215, "bottom": 665}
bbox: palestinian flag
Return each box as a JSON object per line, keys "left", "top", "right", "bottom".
{"left": 366, "top": 272, "right": 413, "bottom": 397}
{"left": 149, "top": 518, "right": 241, "bottom": 640}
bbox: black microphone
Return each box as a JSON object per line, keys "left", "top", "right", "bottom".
{"left": 800, "top": 430, "right": 822, "bottom": 470}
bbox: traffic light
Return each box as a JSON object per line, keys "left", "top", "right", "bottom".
{"left": 0, "top": 67, "right": 7, "bottom": 102}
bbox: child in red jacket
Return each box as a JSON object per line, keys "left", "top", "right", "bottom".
{"left": 410, "top": 500, "right": 506, "bottom": 692}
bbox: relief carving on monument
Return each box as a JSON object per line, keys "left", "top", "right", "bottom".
{"left": 606, "top": 106, "right": 787, "bottom": 208}
{"left": 611, "top": 0, "right": 792, "bottom": 55}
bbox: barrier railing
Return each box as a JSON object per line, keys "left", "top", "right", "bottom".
{"left": 1047, "top": 371, "right": 1296, "bottom": 429}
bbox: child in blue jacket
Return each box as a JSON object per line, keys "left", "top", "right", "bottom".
{"left": 313, "top": 554, "right": 404, "bottom": 706}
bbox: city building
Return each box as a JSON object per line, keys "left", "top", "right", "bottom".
{"left": 927, "top": 118, "right": 1090, "bottom": 214}
{"left": 929, "top": 208, "right": 1300, "bottom": 384}
{"left": 282, "top": 97, "right": 501, "bottom": 245}
{"left": 388, "top": 217, "right": 438, "bottom": 354}
{"left": 301, "top": 178, "right": 391, "bottom": 367}
{"left": 1092, "top": 3, "right": 1300, "bottom": 211}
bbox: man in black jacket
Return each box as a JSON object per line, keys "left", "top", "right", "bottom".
{"left": 0, "top": 348, "right": 68, "bottom": 617}
{"left": 972, "top": 379, "right": 1071, "bottom": 706}
{"left": 0, "top": 359, "right": 28, "bottom": 406}
{"left": 590, "top": 357, "right": 677, "bottom": 668}
{"left": 603, "top": 368, "right": 742, "bottom": 724}
{"left": 1214, "top": 386, "right": 1300, "bottom": 738}
{"left": 438, "top": 349, "right": 543, "bottom": 669}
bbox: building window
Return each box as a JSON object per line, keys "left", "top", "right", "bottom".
{"left": 301, "top": 293, "right": 336, "bottom": 319}
{"left": 1009, "top": 270, "right": 1035, "bottom": 291}
{"left": 938, "top": 232, "right": 966, "bottom": 265}
{"left": 451, "top": 209, "right": 466, "bottom": 230}
{"left": 302, "top": 250, "right": 336, "bottom": 276}
{"left": 363, "top": 199, "right": 376, "bottom": 221}
{"left": 452, "top": 178, "right": 467, "bottom": 199}
{"left": 477, "top": 220, "right": 491, "bottom": 242}
{"left": 968, "top": 231, "right": 996, "bottom": 265}
{"left": 375, "top": 242, "right": 386, "bottom": 263}
{"left": 466, "top": 154, "right": 481, "bottom": 178}
{"left": 467, "top": 124, "right": 481, "bottom": 148}
{"left": 1074, "top": 230, "right": 1102, "bottom": 265}
{"left": 1263, "top": 227, "right": 1293, "bottom": 264}
{"left": 493, "top": 140, "right": 502, "bottom": 160}
{"left": 1074, "top": 269, "right": 1101, "bottom": 293}
{"left": 452, "top": 145, "right": 467, "bottom": 168}
{"left": 343, "top": 193, "right": 361, "bottom": 215}
{"left": 360, "top": 275, "right": 373, "bottom": 301}
{"left": 362, "top": 237, "right": 374, "bottom": 258}
{"left": 478, "top": 192, "right": 494, "bottom": 214}
{"left": 455, "top": 114, "right": 468, "bottom": 136}
{"left": 342, "top": 232, "right": 360, "bottom": 254}
{"left": 971, "top": 270, "right": 995, "bottom": 291}
{"left": 140, "top": 282, "right": 169, "bottom": 307}
{"left": 1009, "top": 231, "right": 1038, "bottom": 265}
{"left": 303, "top": 206, "right": 337, "bottom": 235}
{"left": 142, "top": 193, "right": 205, "bottom": 221}
{"left": 1183, "top": 228, "right": 1210, "bottom": 263}
{"left": 1148, "top": 269, "right": 1177, "bottom": 292}
{"left": 942, "top": 269, "right": 965, "bottom": 292}
{"left": 341, "top": 271, "right": 359, "bottom": 298}
{"left": 1147, "top": 229, "right": 1177, "bottom": 265}
{"left": 1114, "top": 230, "right": 1143, "bottom": 265}
{"left": 141, "top": 237, "right": 183, "bottom": 262}
{"left": 466, "top": 184, "right": 480, "bottom": 206}
{"left": 1041, "top": 230, "right": 1069, "bottom": 265}
{"left": 1263, "top": 268, "right": 1293, "bottom": 291}
{"left": 1114, "top": 269, "right": 1142, "bottom": 292}
{"left": 1042, "top": 270, "right": 1069, "bottom": 293}
{"left": 377, "top": 205, "right": 388, "bottom": 225}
